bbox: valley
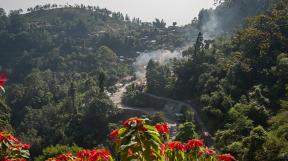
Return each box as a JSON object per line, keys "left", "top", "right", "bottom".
{"left": 0, "top": 0, "right": 288, "bottom": 160}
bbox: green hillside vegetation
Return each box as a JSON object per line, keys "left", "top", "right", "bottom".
{"left": 0, "top": 5, "right": 197, "bottom": 68}
{"left": 0, "top": 4, "right": 199, "bottom": 157}
{"left": 126, "top": 0, "right": 288, "bottom": 160}
{"left": 0, "top": 0, "right": 288, "bottom": 160}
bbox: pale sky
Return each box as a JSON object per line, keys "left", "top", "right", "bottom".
{"left": 0, "top": 0, "right": 214, "bottom": 25}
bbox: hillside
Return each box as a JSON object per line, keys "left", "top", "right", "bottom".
{"left": 0, "top": 0, "right": 287, "bottom": 160}
{"left": 0, "top": 6, "right": 197, "bottom": 65}
{"left": 124, "top": 0, "right": 288, "bottom": 160}
{"left": 0, "top": 5, "right": 199, "bottom": 157}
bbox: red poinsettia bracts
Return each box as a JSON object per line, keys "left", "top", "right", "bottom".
{"left": 218, "top": 153, "right": 236, "bottom": 161}
{"left": 75, "top": 149, "right": 113, "bottom": 161}
{"left": 185, "top": 139, "right": 205, "bottom": 150}
{"left": 0, "top": 73, "right": 8, "bottom": 87}
{"left": 0, "top": 131, "right": 19, "bottom": 143}
{"left": 56, "top": 152, "right": 73, "bottom": 161}
{"left": 127, "top": 149, "right": 134, "bottom": 155}
{"left": 0, "top": 131, "right": 30, "bottom": 160}
{"left": 108, "top": 129, "right": 119, "bottom": 140}
{"left": 53, "top": 149, "right": 113, "bottom": 161}
{"left": 76, "top": 149, "right": 91, "bottom": 159}
{"left": 90, "top": 149, "right": 112, "bottom": 161}
{"left": 155, "top": 123, "right": 170, "bottom": 135}
{"left": 205, "top": 147, "right": 216, "bottom": 156}
{"left": 13, "top": 143, "right": 31, "bottom": 150}
{"left": 166, "top": 141, "right": 185, "bottom": 151}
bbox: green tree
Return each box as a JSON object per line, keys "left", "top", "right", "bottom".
{"left": 175, "top": 122, "right": 198, "bottom": 142}
{"left": 68, "top": 82, "right": 77, "bottom": 114}
{"left": 0, "top": 99, "right": 12, "bottom": 131}
{"left": 194, "top": 32, "right": 204, "bottom": 59}
{"left": 146, "top": 60, "right": 174, "bottom": 96}
{"left": 98, "top": 71, "right": 106, "bottom": 93}
{"left": 243, "top": 126, "right": 268, "bottom": 161}
{"left": 153, "top": 19, "right": 166, "bottom": 28}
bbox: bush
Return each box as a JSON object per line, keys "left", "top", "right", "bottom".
{"left": 1, "top": 118, "right": 237, "bottom": 161}
{"left": 0, "top": 130, "right": 31, "bottom": 160}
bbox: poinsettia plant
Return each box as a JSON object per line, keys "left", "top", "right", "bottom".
{"left": 108, "top": 117, "right": 236, "bottom": 161}
{"left": 163, "top": 141, "right": 185, "bottom": 161}
{"left": 110, "top": 117, "right": 163, "bottom": 161}
{"left": 1, "top": 118, "right": 236, "bottom": 161}
{"left": 0, "top": 73, "right": 8, "bottom": 94}
{"left": 46, "top": 149, "right": 114, "bottom": 161}
{"left": 0, "top": 71, "right": 236, "bottom": 161}
{"left": 0, "top": 130, "right": 31, "bottom": 161}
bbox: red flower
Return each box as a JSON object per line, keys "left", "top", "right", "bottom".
{"left": 0, "top": 73, "right": 8, "bottom": 87}
{"left": 205, "top": 147, "right": 215, "bottom": 156}
{"left": 56, "top": 152, "right": 72, "bottom": 161}
{"left": 218, "top": 154, "right": 236, "bottom": 161}
{"left": 155, "top": 123, "right": 170, "bottom": 135}
{"left": 6, "top": 135, "right": 19, "bottom": 142}
{"left": 0, "top": 135, "right": 5, "bottom": 142}
{"left": 109, "top": 129, "right": 119, "bottom": 140}
{"left": 90, "top": 149, "right": 112, "bottom": 161}
{"left": 128, "top": 149, "right": 134, "bottom": 155}
{"left": 166, "top": 141, "right": 185, "bottom": 151}
{"left": 185, "top": 139, "right": 204, "bottom": 150}
{"left": 76, "top": 149, "right": 91, "bottom": 159}
{"left": 198, "top": 151, "right": 203, "bottom": 156}
{"left": 22, "top": 144, "right": 31, "bottom": 149}
{"left": 76, "top": 149, "right": 112, "bottom": 161}
{"left": 14, "top": 143, "right": 31, "bottom": 149}
{"left": 0, "top": 131, "right": 19, "bottom": 143}
{"left": 99, "top": 149, "right": 112, "bottom": 160}
{"left": 122, "top": 117, "right": 144, "bottom": 127}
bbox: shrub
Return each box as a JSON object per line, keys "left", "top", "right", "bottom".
{"left": 0, "top": 130, "right": 31, "bottom": 160}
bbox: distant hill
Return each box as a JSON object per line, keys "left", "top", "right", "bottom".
{"left": 0, "top": 5, "right": 198, "bottom": 65}
{"left": 0, "top": 5, "right": 201, "bottom": 82}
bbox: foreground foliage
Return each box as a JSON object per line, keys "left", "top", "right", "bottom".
{"left": 0, "top": 118, "right": 236, "bottom": 161}
{"left": 0, "top": 131, "right": 30, "bottom": 160}
{"left": 130, "top": 1, "right": 288, "bottom": 160}
{"left": 44, "top": 117, "right": 235, "bottom": 161}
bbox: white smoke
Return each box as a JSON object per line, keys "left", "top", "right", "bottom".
{"left": 133, "top": 49, "right": 183, "bottom": 80}
{"left": 201, "top": 13, "right": 220, "bottom": 40}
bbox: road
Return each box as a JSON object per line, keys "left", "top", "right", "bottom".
{"left": 110, "top": 81, "right": 176, "bottom": 124}
{"left": 110, "top": 81, "right": 209, "bottom": 134}
{"left": 142, "top": 93, "right": 208, "bottom": 133}
{"left": 110, "top": 81, "right": 213, "bottom": 145}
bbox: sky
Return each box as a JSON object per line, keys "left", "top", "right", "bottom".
{"left": 0, "top": 0, "right": 215, "bottom": 25}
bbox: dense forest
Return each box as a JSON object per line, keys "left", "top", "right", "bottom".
{"left": 0, "top": 3, "right": 199, "bottom": 156}
{"left": 124, "top": 0, "right": 288, "bottom": 160}
{"left": 0, "top": 0, "right": 288, "bottom": 160}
